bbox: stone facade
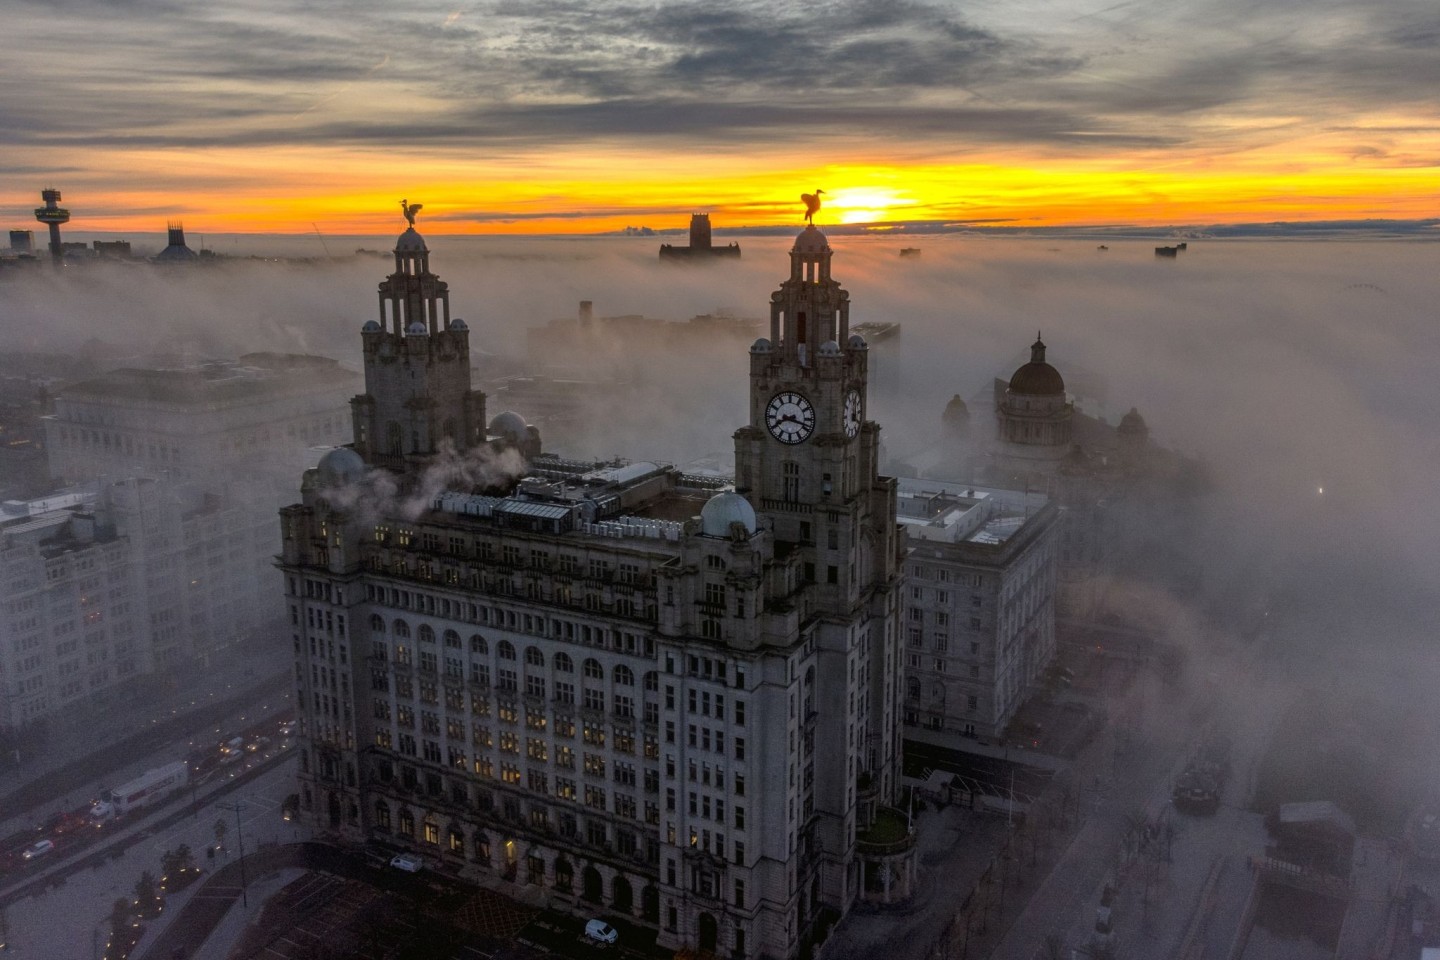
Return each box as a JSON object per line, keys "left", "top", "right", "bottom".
{"left": 44, "top": 354, "right": 356, "bottom": 491}
{"left": 895, "top": 479, "right": 1059, "bottom": 740}
{"left": 0, "top": 475, "right": 282, "bottom": 729}
{"left": 280, "top": 223, "right": 907, "bottom": 960}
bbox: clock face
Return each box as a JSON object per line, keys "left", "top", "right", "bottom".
{"left": 843, "top": 389, "right": 863, "bottom": 439}
{"left": 766, "top": 391, "right": 816, "bottom": 444}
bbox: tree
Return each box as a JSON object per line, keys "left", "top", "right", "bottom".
{"left": 134, "top": 871, "right": 163, "bottom": 919}
{"left": 108, "top": 897, "right": 132, "bottom": 932}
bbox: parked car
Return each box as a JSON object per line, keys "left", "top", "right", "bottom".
{"left": 389, "top": 853, "right": 423, "bottom": 873}
{"left": 584, "top": 919, "right": 618, "bottom": 945}
{"left": 22, "top": 839, "right": 54, "bottom": 860}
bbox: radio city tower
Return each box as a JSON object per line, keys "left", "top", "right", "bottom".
{"left": 34, "top": 188, "right": 71, "bottom": 266}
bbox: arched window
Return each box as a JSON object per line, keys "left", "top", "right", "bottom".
{"left": 449, "top": 826, "right": 465, "bottom": 853}
{"left": 398, "top": 808, "right": 415, "bottom": 837}
{"left": 374, "top": 799, "right": 391, "bottom": 830}
{"left": 642, "top": 670, "right": 658, "bottom": 692}
{"left": 393, "top": 619, "right": 411, "bottom": 639}
{"left": 497, "top": 640, "right": 516, "bottom": 660}
{"left": 583, "top": 658, "right": 604, "bottom": 680}
{"left": 470, "top": 634, "right": 488, "bottom": 655}
{"left": 613, "top": 665, "right": 634, "bottom": 686}
{"left": 369, "top": 614, "right": 385, "bottom": 633}
{"left": 422, "top": 817, "right": 440, "bottom": 844}
{"left": 418, "top": 625, "right": 436, "bottom": 644}
{"left": 554, "top": 653, "right": 574, "bottom": 673}
{"left": 525, "top": 646, "right": 545, "bottom": 667}
{"left": 443, "top": 630, "right": 461, "bottom": 649}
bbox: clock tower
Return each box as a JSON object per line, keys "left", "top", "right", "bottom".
{"left": 736, "top": 225, "right": 888, "bottom": 550}
{"left": 734, "top": 223, "right": 904, "bottom": 909}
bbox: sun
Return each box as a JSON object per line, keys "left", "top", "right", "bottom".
{"left": 824, "top": 187, "right": 914, "bottom": 225}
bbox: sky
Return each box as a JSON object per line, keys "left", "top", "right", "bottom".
{"left": 2, "top": 0, "right": 1438, "bottom": 234}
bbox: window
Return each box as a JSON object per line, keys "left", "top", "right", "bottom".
{"left": 583, "top": 658, "right": 604, "bottom": 679}
{"left": 525, "top": 646, "right": 544, "bottom": 666}
{"left": 555, "top": 652, "right": 573, "bottom": 672}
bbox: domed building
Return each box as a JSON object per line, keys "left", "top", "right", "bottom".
{"left": 994, "top": 335, "right": 1073, "bottom": 457}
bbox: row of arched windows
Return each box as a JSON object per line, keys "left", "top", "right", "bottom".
{"left": 371, "top": 615, "right": 655, "bottom": 686}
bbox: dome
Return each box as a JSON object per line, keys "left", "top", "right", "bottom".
{"left": 395, "top": 227, "right": 428, "bottom": 253}
{"left": 488, "top": 411, "right": 529, "bottom": 441}
{"left": 1008, "top": 335, "right": 1065, "bottom": 396}
{"left": 362, "top": 320, "right": 381, "bottom": 333}
{"left": 700, "top": 492, "right": 757, "bottom": 538}
{"left": 750, "top": 337, "right": 773, "bottom": 354}
{"left": 406, "top": 321, "right": 428, "bottom": 336}
{"left": 848, "top": 334, "right": 869, "bottom": 350}
{"left": 1118, "top": 407, "right": 1148, "bottom": 437}
{"left": 793, "top": 225, "right": 829, "bottom": 256}
{"left": 818, "top": 340, "right": 841, "bottom": 357}
{"left": 449, "top": 318, "right": 468, "bottom": 331}
{"left": 316, "top": 447, "right": 366, "bottom": 486}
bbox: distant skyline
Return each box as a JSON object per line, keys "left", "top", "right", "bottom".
{"left": 3, "top": 0, "right": 1437, "bottom": 235}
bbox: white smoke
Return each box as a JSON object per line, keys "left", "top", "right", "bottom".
{"left": 319, "top": 439, "right": 529, "bottom": 525}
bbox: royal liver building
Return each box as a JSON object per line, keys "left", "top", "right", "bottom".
{"left": 280, "top": 211, "right": 910, "bottom": 958}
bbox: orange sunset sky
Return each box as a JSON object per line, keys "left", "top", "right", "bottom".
{"left": 3, "top": 0, "right": 1437, "bottom": 235}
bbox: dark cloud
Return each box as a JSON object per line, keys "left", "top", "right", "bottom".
{"left": 2, "top": 0, "right": 1438, "bottom": 162}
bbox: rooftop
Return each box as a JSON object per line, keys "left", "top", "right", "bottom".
{"left": 411, "top": 454, "right": 733, "bottom": 545}
{"left": 58, "top": 354, "right": 357, "bottom": 404}
{"left": 895, "top": 477, "right": 1049, "bottom": 548}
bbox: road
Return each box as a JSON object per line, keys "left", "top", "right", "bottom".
{"left": 0, "top": 745, "right": 301, "bottom": 960}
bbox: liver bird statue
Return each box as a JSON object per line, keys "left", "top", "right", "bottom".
{"left": 400, "top": 199, "right": 423, "bottom": 226}
{"left": 801, "top": 189, "right": 825, "bottom": 225}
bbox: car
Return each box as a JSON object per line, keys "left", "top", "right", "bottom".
{"left": 584, "top": 919, "right": 618, "bottom": 945}
{"left": 388, "top": 854, "right": 423, "bottom": 873}
{"left": 22, "top": 839, "right": 55, "bottom": 860}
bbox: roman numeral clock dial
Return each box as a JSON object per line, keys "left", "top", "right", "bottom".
{"left": 766, "top": 391, "right": 815, "bottom": 444}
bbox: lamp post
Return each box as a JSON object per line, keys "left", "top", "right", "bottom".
{"left": 217, "top": 800, "right": 248, "bottom": 907}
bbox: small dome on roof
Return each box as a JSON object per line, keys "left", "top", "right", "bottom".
{"left": 793, "top": 225, "right": 829, "bottom": 256}
{"left": 488, "top": 411, "right": 529, "bottom": 441}
{"left": 818, "top": 340, "right": 841, "bottom": 357}
{"left": 362, "top": 320, "right": 381, "bottom": 333}
{"left": 848, "top": 334, "right": 868, "bottom": 350}
{"left": 449, "top": 318, "right": 468, "bottom": 331}
{"left": 700, "top": 492, "right": 757, "bottom": 538}
{"left": 1008, "top": 335, "right": 1065, "bottom": 396}
{"left": 750, "top": 337, "right": 773, "bottom": 354}
{"left": 395, "top": 227, "right": 428, "bottom": 253}
{"left": 406, "top": 321, "right": 428, "bottom": 336}
{"left": 316, "top": 447, "right": 366, "bottom": 486}
{"left": 1118, "top": 407, "right": 1148, "bottom": 437}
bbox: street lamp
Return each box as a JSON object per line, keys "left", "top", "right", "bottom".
{"left": 217, "top": 800, "right": 249, "bottom": 907}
